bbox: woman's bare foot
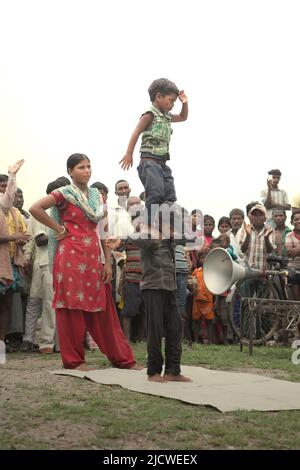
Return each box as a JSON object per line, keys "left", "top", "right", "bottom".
{"left": 74, "top": 363, "right": 94, "bottom": 371}
{"left": 163, "top": 374, "right": 192, "bottom": 382}
{"left": 148, "top": 373, "right": 165, "bottom": 383}
{"left": 130, "top": 364, "right": 144, "bottom": 370}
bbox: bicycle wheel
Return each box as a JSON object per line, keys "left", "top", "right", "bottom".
{"left": 227, "top": 277, "right": 280, "bottom": 344}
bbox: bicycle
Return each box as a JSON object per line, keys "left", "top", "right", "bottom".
{"left": 227, "top": 255, "right": 300, "bottom": 347}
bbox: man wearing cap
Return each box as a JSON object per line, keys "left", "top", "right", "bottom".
{"left": 272, "top": 209, "right": 291, "bottom": 257}
{"left": 261, "top": 169, "right": 291, "bottom": 223}
{"left": 239, "top": 204, "right": 276, "bottom": 270}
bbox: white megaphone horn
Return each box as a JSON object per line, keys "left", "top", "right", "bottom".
{"left": 203, "top": 248, "right": 262, "bottom": 295}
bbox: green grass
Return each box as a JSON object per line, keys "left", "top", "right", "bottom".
{"left": 1, "top": 343, "right": 300, "bottom": 450}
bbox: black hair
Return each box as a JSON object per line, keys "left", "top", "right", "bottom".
{"left": 246, "top": 201, "right": 260, "bottom": 215}
{"left": 218, "top": 216, "right": 231, "bottom": 229}
{"left": 16, "top": 187, "right": 23, "bottom": 194}
{"left": 195, "top": 251, "right": 205, "bottom": 268}
{"left": 272, "top": 208, "right": 286, "bottom": 216}
{"left": 148, "top": 78, "right": 179, "bottom": 102}
{"left": 291, "top": 210, "right": 300, "bottom": 223}
{"left": 229, "top": 208, "right": 244, "bottom": 219}
{"left": 204, "top": 214, "right": 215, "bottom": 225}
{"left": 210, "top": 238, "right": 222, "bottom": 249}
{"left": 191, "top": 209, "right": 202, "bottom": 216}
{"left": 91, "top": 181, "right": 109, "bottom": 194}
{"left": 268, "top": 169, "right": 281, "bottom": 176}
{"left": 0, "top": 174, "right": 8, "bottom": 183}
{"left": 115, "top": 179, "right": 129, "bottom": 191}
{"left": 66, "top": 153, "right": 90, "bottom": 172}
{"left": 46, "top": 176, "right": 71, "bottom": 194}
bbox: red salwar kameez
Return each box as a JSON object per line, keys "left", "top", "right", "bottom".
{"left": 51, "top": 190, "right": 135, "bottom": 369}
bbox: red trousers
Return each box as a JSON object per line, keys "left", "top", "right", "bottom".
{"left": 56, "top": 284, "right": 135, "bottom": 369}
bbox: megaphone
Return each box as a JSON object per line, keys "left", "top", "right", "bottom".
{"left": 203, "top": 248, "right": 262, "bottom": 295}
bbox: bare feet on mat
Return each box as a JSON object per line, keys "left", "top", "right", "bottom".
{"left": 148, "top": 373, "right": 165, "bottom": 383}
{"left": 163, "top": 374, "right": 192, "bottom": 382}
{"left": 74, "top": 363, "right": 94, "bottom": 371}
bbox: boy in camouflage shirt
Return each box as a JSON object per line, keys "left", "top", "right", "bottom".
{"left": 119, "top": 78, "right": 188, "bottom": 227}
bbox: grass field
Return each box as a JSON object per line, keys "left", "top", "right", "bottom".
{"left": 1, "top": 342, "right": 300, "bottom": 450}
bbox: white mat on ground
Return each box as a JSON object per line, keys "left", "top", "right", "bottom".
{"left": 51, "top": 365, "right": 300, "bottom": 412}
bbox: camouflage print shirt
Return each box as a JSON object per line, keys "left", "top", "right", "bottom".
{"left": 140, "top": 105, "right": 173, "bottom": 158}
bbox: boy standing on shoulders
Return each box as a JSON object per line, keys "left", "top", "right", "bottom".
{"left": 119, "top": 78, "right": 188, "bottom": 226}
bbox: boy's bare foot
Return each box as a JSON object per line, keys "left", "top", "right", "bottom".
{"left": 74, "top": 363, "right": 94, "bottom": 371}
{"left": 163, "top": 374, "right": 192, "bottom": 382}
{"left": 129, "top": 364, "right": 144, "bottom": 370}
{"left": 148, "top": 373, "right": 165, "bottom": 383}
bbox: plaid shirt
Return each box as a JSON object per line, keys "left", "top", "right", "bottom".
{"left": 140, "top": 105, "right": 173, "bottom": 157}
{"left": 239, "top": 225, "right": 276, "bottom": 270}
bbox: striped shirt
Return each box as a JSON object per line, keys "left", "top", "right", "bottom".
{"left": 125, "top": 242, "right": 142, "bottom": 283}
{"left": 175, "top": 245, "right": 189, "bottom": 273}
{"left": 239, "top": 225, "right": 276, "bottom": 270}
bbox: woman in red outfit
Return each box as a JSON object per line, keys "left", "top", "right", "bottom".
{"left": 29, "top": 154, "right": 136, "bottom": 370}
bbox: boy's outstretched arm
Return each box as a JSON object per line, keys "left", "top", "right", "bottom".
{"left": 119, "top": 113, "right": 153, "bottom": 170}
{"left": 171, "top": 90, "right": 188, "bottom": 122}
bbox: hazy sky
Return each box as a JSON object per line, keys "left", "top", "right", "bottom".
{"left": 1, "top": 0, "right": 299, "bottom": 232}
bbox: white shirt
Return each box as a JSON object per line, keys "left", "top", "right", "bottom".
{"left": 27, "top": 216, "right": 49, "bottom": 267}
{"left": 261, "top": 187, "right": 290, "bottom": 220}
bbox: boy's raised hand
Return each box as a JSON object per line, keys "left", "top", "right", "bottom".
{"left": 119, "top": 153, "right": 133, "bottom": 171}
{"left": 178, "top": 90, "right": 188, "bottom": 104}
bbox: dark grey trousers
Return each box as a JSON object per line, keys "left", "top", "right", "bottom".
{"left": 142, "top": 289, "right": 182, "bottom": 376}
{"left": 137, "top": 159, "right": 177, "bottom": 225}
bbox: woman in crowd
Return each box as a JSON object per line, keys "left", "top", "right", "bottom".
{"left": 29, "top": 153, "right": 136, "bottom": 370}
{"left": 0, "top": 160, "right": 29, "bottom": 347}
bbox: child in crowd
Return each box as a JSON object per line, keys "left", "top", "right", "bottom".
{"left": 120, "top": 197, "right": 145, "bottom": 342}
{"left": 218, "top": 233, "right": 238, "bottom": 261}
{"left": 218, "top": 216, "right": 231, "bottom": 234}
{"left": 209, "top": 238, "right": 231, "bottom": 344}
{"left": 192, "top": 249, "right": 214, "bottom": 344}
{"left": 203, "top": 215, "right": 215, "bottom": 248}
{"left": 119, "top": 78, "right": 188, "bottom": 226}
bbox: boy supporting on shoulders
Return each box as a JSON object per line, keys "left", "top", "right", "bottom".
{"left": 119, "top": 78, "right": 188, "bottom": 226}
{"left": 106, "top": 205, "right": 191, "bottom": 383}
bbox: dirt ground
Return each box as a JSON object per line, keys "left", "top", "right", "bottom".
{"left": 1, "top": 353, "right": 108, "bottom": 449}
{"left": 1, "top": 347, "right": 300, "bottom": 450}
